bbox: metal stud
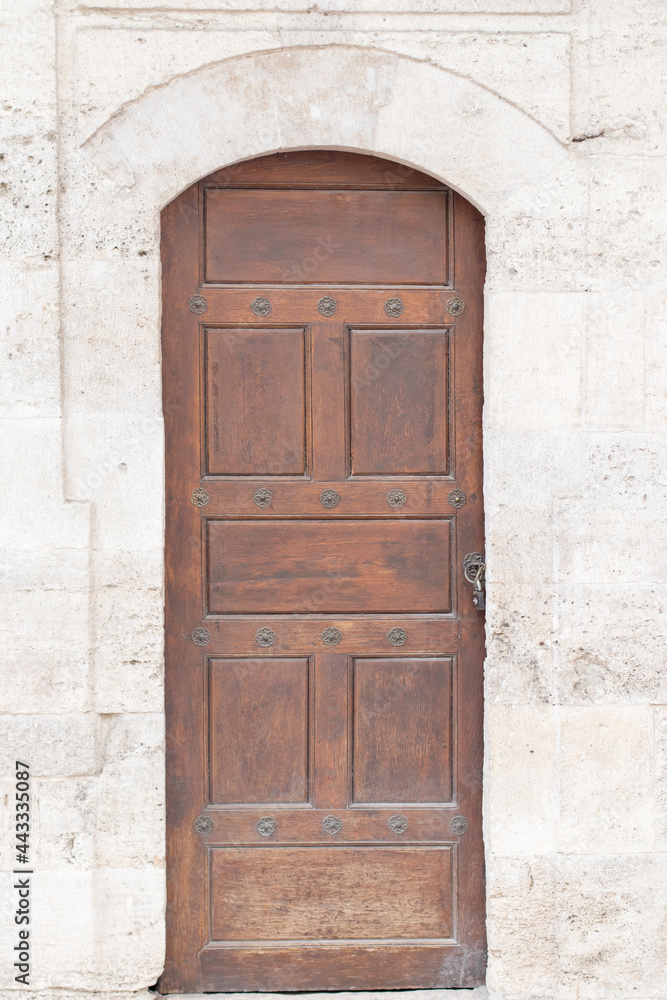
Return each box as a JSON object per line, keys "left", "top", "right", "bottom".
{"left": 257, "top": 817, "right": 277, "bottom": 837}
{"left": 449, "top": 815, "right": 469, "bottom": 835}
{"left": 191, "top": 488, "right": 210, "bottom": 507}
{"left": 254, "top": 487, "right": 273, "bottom": 508}
{"left": 251, "top": 296, "right": 272, "bottom": 317}
{"left": 193, "top": 815, "right": 213, "bottom": 835}
{"left": 320, "top": 489, "right": 340, "bottom": 508}
{"left": 255, "top": 627, "right": 275, "bottom": 647}
{"left": 446, "top": 296, "right": 465, "bottom": 317}
{"left": 385, "top": 297, "right": 404, "bottom": 318}
{"left": 448, "top": 489, "right": 466, "bottom": 509}
{"left": 317, "top": 296, "right": 337, "bottom": 317}
{"left": 387, "top": 627, "right": 407, "bottom": 646}
{"left": 191, "top": 627, "right": 211, "bottom": 647}
{"left": 189, "top": 294, "right": 207, "bottom": 315}
{"left": 322, "top": 815, "right": 343, "bottom": 835}
{"left": 322, "top": 627, "right": 342, "bottom": 646}
{"left": 386, "top": 489, "right": 406, "bottom": 508}
{"left": 388, "top": 814, "right": 408, "bottom": 835}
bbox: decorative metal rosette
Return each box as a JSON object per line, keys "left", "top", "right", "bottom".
{"left": 321, "top": 627, "right": 342, "bottom": 647}
{"left": 189, "top": 294, "right": 207, "bottom": 315}
{"left": 386, "top": 489, "right": 406, "bottom": 508}
{"left": 446, "top": 296, "right": 465, "bottom": 317}
{"left": 322, "top": 815, "right": 343, "bottom": 836}
{"left": 387, "top": 627, "right": 407, "bottom": 647}
{"left": 388, "top": 814, "right": 408, "bottom": 835}
{"left": 320, "top": 489, "right": 340, "bottom": 508}
{"left": 448, "top": 489, "right": 466, "bottom": 509}
{"left": 317, "top": 296, "right": 337, "bottom": 317}
{"left": 192, "top": 627, "right": 211, "bottom": 647}
{"left": 257, "top": 817, "right": 277, "bottom": 837}
{"left": 385, "top": 297, "right": 404, "bottom": 318}
{"left": 190, "top": 488, "right": 210, "bottom": 507}
{"left": 255, "top": 627, "right": 276, "bottom": 648}
{"left": 449, "top": 815, "right": 469, "bottom": 835}
{"left": 254, "top": 487, "right": 273, "bottom": 508}
{"left": 193, "top": 815, "right": 214, "bottom": 835}
{"left": 251, "top": 296, "right": 272, "bottom": 317}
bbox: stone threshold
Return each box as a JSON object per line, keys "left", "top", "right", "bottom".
{"left": 168, "top": 991, "right": 488, "bottom": 1000}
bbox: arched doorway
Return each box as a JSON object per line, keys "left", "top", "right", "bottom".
{"left": 159, "top": 150, "right": 485, "bottom": 992}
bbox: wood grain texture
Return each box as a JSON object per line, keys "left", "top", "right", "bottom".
{"left": 350, "top": 329, "right": 449, "bottom": 475}
{"left": 205, "top": 327, "right": 307, "bottom": 476}
{"left": 159, "top": 151, "right": 486, "bottom": 993}
{"left": 204, "top": 189, "right": 448, "bottom": 285}
{"left": 207, "top": 519, "right": 451, "bottom": 613}
{"left": 352, "top": 657, "right": 453, "bottom": 804}
{"left": 209, "top": 658, "right": 310, "bottom": 804}
{"left": 210, "top": 846, "right": 454, "bottom": 940}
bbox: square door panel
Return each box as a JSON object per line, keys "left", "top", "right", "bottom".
{"left": 209, "top": 846, "right": 454, "bottom": 941}
{"left": 204, "top": 327, "right": 307, "bottom": 476}
{"left": 209, "top": 658, "right": 310, "bottom": 804}
{"left": 349, "top": 329, "right": 449, "bottom": 476}
{"left": 206, "top": 519, "right": 451, "bottom": 614}
{"left": 352, "top": 657, "right": 453, "bottom": 804}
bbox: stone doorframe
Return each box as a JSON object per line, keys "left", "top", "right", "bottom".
{"left": 77, "top": 44, "right": 586, "bottom": 993}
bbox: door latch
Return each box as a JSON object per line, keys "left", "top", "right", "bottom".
{"left": 463, "top": 552, "right": 486, "bottom": 611}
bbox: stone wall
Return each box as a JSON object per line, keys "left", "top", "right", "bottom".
{"left": 1, "top": 2, "right": 665, "bottom": 998}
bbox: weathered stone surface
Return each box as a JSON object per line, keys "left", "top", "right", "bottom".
{"left": 487, "top": 706, "right": 558, "bottom": 854}
{"left": 560, "top": 706, "right": 654, "bottom": 853}
{"left": 486, "top": 583, "right": 555, "bottom": 705}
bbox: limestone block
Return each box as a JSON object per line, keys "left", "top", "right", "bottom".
{"left": 485, "top": 209, "right": 589, "bottom": 292}
{"left": 485, "top": 293, "right": 584, "bottom": 431}
{"left": 29, "top": 870, "right": 96, "bottom": 989}
{"left": 586, "top": 156, "right": 667, "bottom": 287}
{"left": 556, "top": 584, "right": 667, "bottom": 704}
{"left": 657, "top": 706, "right": 667, "bottom": 849}
{"left": 645, "top": 284, "right": 667, "bottom": 427}
{"left": 72, "top": 0, "right": 571, "bottom": 11}
{"left": 0, "top": 117, "right": 58, "bottom": 259}
{"left": 0, "top": 588, "right": 90, "bottom": 714}
{"left": 63, "top": 259, "right": 161, "bottom": 415}
{"left": 90, "top": 868, "right": 165, "bottom": 990}
{"left": 95, "top": 714, "right": 164, "bottom": 867}
{"left": 582, "top": 291, "right": 645, "bottom": 431}
{"left": 74, "top": 27, "right": 570, "bottom": 142}
{"left": 555, "top": 434, "right": 667, "bottom": 585}
{"left": 93, "top": 550, "right": 163, "bottom": 714}
{"left": 31, "top": 777, "right": 96, "bottom": 869}
{"left": 0, "top": 715, "right": 98, "bottom": 777}
{"left": 0, "top": 0, "right": 56, "bottom": 115}
{"left": 560, "top": 706, "right": 654, "bottom": 853}
{"left": 572, "top": 2, "right": 667, "bottom": 154}
{"left": 485, "top": 856, "right": 559, "bottom": 999}
{"left": 486, "top": 706, "right": 558, "bottom": 854}
{"left": 486, "top": 506, "right": 554, "bottom": 585}
{"left": 555, "top": 854, "right": 667, "bottom": 999}
{"left": 485, "top": 583, "right": 555, "bottom": 705}
{"left": 0, "top": 262, "right": 61, "bottom": 417}
{"left": 64, "top": 413, "right": 164, "bottom": 551}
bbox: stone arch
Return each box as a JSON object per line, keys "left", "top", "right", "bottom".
{"left": 83, "top": 44, "right": 581, "bottom": 217}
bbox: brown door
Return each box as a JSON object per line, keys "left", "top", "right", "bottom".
{"left": 159, "top": 151, "right": 486, "bottom": 993}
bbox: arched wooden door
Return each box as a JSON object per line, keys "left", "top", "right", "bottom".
{"left": 159, "top": 151, "right": 486, "bottom": 993}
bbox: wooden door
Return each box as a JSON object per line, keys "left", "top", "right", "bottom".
{"left": 159, "top": 151, "right": 486, "bottom": 993}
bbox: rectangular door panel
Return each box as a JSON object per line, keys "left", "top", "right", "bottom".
{"left": 204, "top": 189, "right": 449, "bottom": 285}
{"left": 352, "top": 657, "right": 453, "bottom": 804}
{"left": 350, "top": 329, "right": 449, "bottom": 476}
{"left": 209, "top": 846, "right": 454, "bottom": 941}
{"left": 209, "top": 658, "right": 310, "bottom": 805}
{"left": 206, "top": 519, "right": 452, "bottom": 614}
{"left": 205, "top": 327, "right": 307, "bottom": 476}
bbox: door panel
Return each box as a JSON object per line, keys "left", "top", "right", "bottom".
{"left": 160, "top": 151, "right": 486, "bottom": 993}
